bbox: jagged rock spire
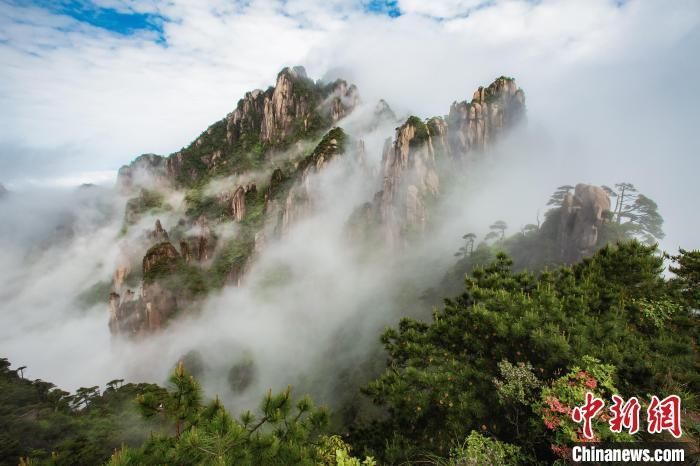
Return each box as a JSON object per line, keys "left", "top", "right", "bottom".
{"left": 369, "top": 76, "right": 526, "bottom": 247}
{"left": 118, "top": 66, "right": 361, "bottom": 188}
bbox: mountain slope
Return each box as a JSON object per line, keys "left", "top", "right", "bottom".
{"left": 108, "top": 68, "right": 527, "bottom": 337}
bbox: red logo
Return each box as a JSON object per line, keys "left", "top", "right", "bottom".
{"left": 647, "top": 395, "right": 682, "bottom": 438}
{"left": 570, "top": 392, "right": 683, "bottom": 439}
{"left": 571, "top": 392, "right": 605, "bottom": 439}
{"left": 609, "top": 395, "right": 641, "bottom": 434}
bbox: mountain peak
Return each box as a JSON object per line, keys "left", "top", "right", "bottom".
{"left": 278, "top": 65, "right": 308, "bottom": 80}
{"left": 118, "top": 66, "right": 360, "bottom": 188}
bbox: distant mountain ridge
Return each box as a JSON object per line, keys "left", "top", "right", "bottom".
{"left": 109, "top": 66, "right": 526, "bottom": 336}
{"left": 117, "top": 66, "right": 359, "bottom": 189}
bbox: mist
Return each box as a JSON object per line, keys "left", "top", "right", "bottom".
{"left": 1, "top": 0, "right": 699, "bottom": 413}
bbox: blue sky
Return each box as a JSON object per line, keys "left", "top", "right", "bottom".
{"left": 7, "top": 0, "right": 166, "bottom": 36}
{"left": 0, "top": 0, "right": 699, "bottom": 250}
{"left": 364, "top": 0, "right": 400, "bottom": 17}
{"left": 7, "top": 0, "right": 404, "bottom": 43}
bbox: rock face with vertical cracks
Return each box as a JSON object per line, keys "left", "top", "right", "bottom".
{"left": 366, "top": 76, "right": 526, "bottom": 247}
{"left": 227, "top": 183, "right": 257, "bottom": 222}
{"left": 117, "top": 66, "right": 360, "bottom": 188}
{"left": 271, "top": 127, "right": 350, "bottom": 238}
{"left": 109, "top": 242, "right": 181, "bottom": 336}
{"left": 447, "top": 77, "right": 525, "bottom": 156}
{"left": 177, "top": 216, "right": 214, "bottom": 263}
{"left": 108, "top": 68, "right": 530, "bottom": 336}
{"left": 558, "top": 184, "right": 612, "bottom": 263}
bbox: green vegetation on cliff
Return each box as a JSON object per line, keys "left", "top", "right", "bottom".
{"left": 124, "top": 189, "right": 167, "bottom": 225}
{"left": 406, "top": 116, "right": 430, "bottom": 147}
{"left": 149, "top": 127, "right": 349, "bottom": 293}
{"left": 352, "top": 242, "right": 699, "bottom": 463}
{"left": 4, "top": 241, "right": 698, "bottom": 465}
{"left": 143, "top": 242, "right": 209, "bottom": 298}
{"left": 169, "top": 72, "right": 346, "bottom": 188}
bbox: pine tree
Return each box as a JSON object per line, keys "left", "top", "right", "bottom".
{"left": 356, "top": 241, "right": 698, "bottom": 463}
{"left": 546, "top": 185, "right": 574, "bottom": 207}
{"left": 454, "top": 232, "right": 477, "bottom": 259}
{"left": 490, "top": 220, "right": 508, "bottom": 239}
{"left": 111, "top": 364, "right": 331, "bottom": 465}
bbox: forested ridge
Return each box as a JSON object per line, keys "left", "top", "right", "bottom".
{"left": 1, "top": 67, "right": 698, "bottom": 465}
{"left": 2, "top": 239, "right": 698, "bottom": 465}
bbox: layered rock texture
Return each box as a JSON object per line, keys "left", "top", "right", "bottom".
{"left": 109, "top": 241, "right": 181, "bottom": 335}
{"left": 557, "top": 184, "right": 612, "bottom": 263}
{"left": 108, "top": 68, "right": 526, "bottom": 336}
{"left": 269, "top": 127, "right": 349, "bottom": 237}
{"left": 117, "top": 66, "right": 359, "bottom": 189}
{"left": 366, "top": 77, "right": 526, "bottom": 247}
{"left": 448, "top": 77, "right": 525, "bottom": 155}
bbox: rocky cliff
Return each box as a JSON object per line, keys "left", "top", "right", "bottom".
{"left": 117, "top": 154, "right": 170, "bottom": 192}
{"left": 270, "top": 127, "right": 350, "bottom": 237}
{"left": 109, "top": 241, "right": 181, "bottom": 335}
{"left": 117, "top": 66, "right": 359, "bottom": 189}
{"left": 557, "top": 183, "right": 611, "bottom": 263}
{"left": 108, "top": 68, "right": 526, "bottom": 336}
{"left": 447, "top": 76, "right": 525, "bottom": 156}
{"left": 109, "top": 123, "right": 357, "bottom": 336}
{"left": 363, "top": 77, "right": 526, "bottom": 247}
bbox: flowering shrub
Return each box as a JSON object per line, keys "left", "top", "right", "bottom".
{"left": 536, "top": 356, "right": 633, "bottom": 459}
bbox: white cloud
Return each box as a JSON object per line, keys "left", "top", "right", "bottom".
{"left": 1, "top": 0, "right": 697, "bottom": 173}
{"left": 0, "top": 0, "right": 698, "bottom": 247}
{"left": 397, "top": 0, "right": 488, "bottom": 18}
{"left": 1, "top": 0, "right": 699, "bottom": 398}
{"left": 0, "top": 0, "right": 334, "bottom": 179}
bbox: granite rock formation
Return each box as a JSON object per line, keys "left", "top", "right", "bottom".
{"left": 369, "top": 77, "right": 526, "bottom": 247}
{"left": 108, "top": 69, "right": 527, "bottom": 336}
{"left": 117, "top": 66, "right": 359, "bottom": 188}
{"left": 109, "top": 242, "right": 182, "bottom": 336}
{"left": 557, "top": 184, "right": 612, "bottom": 263}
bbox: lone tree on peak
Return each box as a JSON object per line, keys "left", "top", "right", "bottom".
{"left": 605, "top": 182, "right": 664, "bottom": 243}
{"left": 547, "top": 185, "right": 574, "bottom": 207}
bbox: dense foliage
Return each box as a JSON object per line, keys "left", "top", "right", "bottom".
{"left": 0, "top": 359, "right": 167, "bottom": 466}
{"left": 107, "top": 362, "right": 375, "bottom": 466}
{"left": 352, "top": 242, "right": 699, "bottom": 463}
{"left": 4, "top": 240, "right": 697, "bottom": 465}
{"left": 433, "top": 182, "right": 666, "bottom": 301}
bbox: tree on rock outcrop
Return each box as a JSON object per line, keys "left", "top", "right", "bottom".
{"left": 611, "top": 182, "right": 637, "bottom": 222}
{"left": 547, "top": 185, "right": 574, "bottom": 207}
{"left": 604, "top": 182, "right": 664, "bottom": 244}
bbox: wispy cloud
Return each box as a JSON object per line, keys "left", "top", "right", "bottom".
{"left": 0, "top": 0, "right": 698, "bottom": 249}
{"left": 0, "top": 0, "right": 699, "bottom": 395}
